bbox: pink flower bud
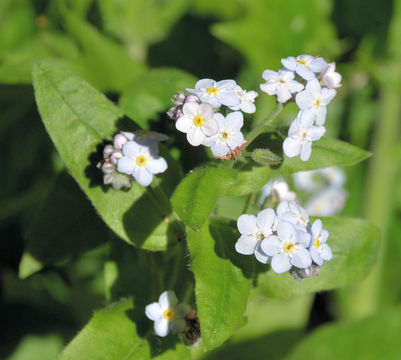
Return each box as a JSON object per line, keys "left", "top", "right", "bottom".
{"left": 110, "top": 151, "right": 122, "bottom": 164}
{"left": 184, "top": 94, "right": 200, "bottom": 103}
{"left": 322, "top": 63, "right": 342, "bottom": 89}
{"left": 113, "top": 134, "right": 127, "bottom": 150}
{"left": 103, "top": 145, "right": 114, "bottom": 158}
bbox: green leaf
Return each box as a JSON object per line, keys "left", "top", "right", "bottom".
{"left": 228, "top": 137, "right": 371, "bottom": 196}
{"left": 171, "top": 167, "right": 238, "bottom": 231}
{"left": 59, "top": 299, "right": 190, "bottom": 360}
{"left": 254, "top": 217, "right": 380, "bottom": 298}
{"left": 32, "top": 62, "right": 179, "bottom": 250}
{"left": 19, "top": 172, "right": 109, "bottom": 279}
{"left": 119, "top": 67, "right": 196, "bottom": 129}
{"left": 252, "top": 148, "right": 282, "bottom": 166}
{"left": 187, "top": 219, "right": 252, "bottom": 350}
{"left": 285, "top": 306, "right": 401, "bottom": 360}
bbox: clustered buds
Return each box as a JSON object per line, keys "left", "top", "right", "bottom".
{"left": 98, "top": 130, "right": 169, "bottom": 189}
{"left": 168, "top": 78, "right": 258, "bottom": 159}
{"left": 260, "top": 55, "right": 341, "bottom": 162}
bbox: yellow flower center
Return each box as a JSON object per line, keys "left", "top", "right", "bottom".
{"left": 284, "top": 242, "right": 295, "bottom": 253}
{"left": 219, "top": 131, "right": 229, "bottom": 141}
{"left": 193, "top": 115, "right": 205, "bottom": 127}
{"left": 207, "top": 86, "right": 218, "bottom": 95}
{"left": 314, "top": 237, "right": 321, "bottom": 248}
{"left": 136, "top": 155, "right": 147, "bottom": 166}
{"left": 313, "top": 98, "right": 321, "bottom": 108}
{"left": 163, "top": 308, "right": 176, "bottom": 321}
{"left": 297, "top": 59, "right": 307, "bottom": 65}
{"left": 299, "top": 129, "right": 308, "bottom": 143}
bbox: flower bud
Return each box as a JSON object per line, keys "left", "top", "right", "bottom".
{"left": 184, "top": 94, "right": 200, "bottom": 103}
{"left": 101, "top": 161, "right": 115, "bottom": 174}
{"left": 113, "top": 134, "right": 128, "bottom": 150}
{"left": 103, "top": 145, "right": 114, "bottom": 158}
{"left": 110, "top": 151, "right": 122, "bottom": 164}
{"left": 322, "top": 63, "right": 342, "bottom": 89}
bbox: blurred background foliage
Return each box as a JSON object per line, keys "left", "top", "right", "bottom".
{"left": 0, "top": 0, "right": 400, "bottom": 359}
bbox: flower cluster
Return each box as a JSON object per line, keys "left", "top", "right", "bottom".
{"left": 145, "top": 290, "right": 201, "bottom": 345}
{"left": 260, "top": 55, "right": 341, "bottom": 161}
{"left": 168, "top": 79, "right": 258, "bottom": 159}
{"left": 98, "top": 130, "right": 168, "bottom": 188}
{"left": 235, "top": 200, "right": 333, "bottom": 278}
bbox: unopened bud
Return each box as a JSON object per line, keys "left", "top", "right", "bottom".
{"left": 172, "top": 91, "right": 186, "bottom": 106}
{"left": 110, "top": 151, "right": 122, "bottom": 165}
{"left": 322, "top": 63, "right": 342, "bottom": 89}
{"left": 101, "top": 161, "right": 115, "bottom": 174}
{"left": 291, "top": 264, "right": 320, "bottom": 282}
{"left": 113, "top": 134, "right": 128, "bottom": 150}
{"left": 103, "top": 145, "right": 114, "bottom": 158}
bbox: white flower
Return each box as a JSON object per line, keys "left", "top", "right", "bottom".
{"left": 305, "top": 187, "right": 347, "bottom": 217}
{"left": 145, "top": 290, "right": 191, "bottom": 337}
{"left": 320, "top": 167, "right": 346, "bottom": 188}
{"left": 229, "top": 85, "right": 258, "bottom": 113}
{"left": 260, "top": 69, "right": 304, "bottom": 103}
{"left": 309, "top": 219, "right": 333, "bottom": 265}
{"left": 203, "top": 111, "right": 245, "bottom": 157}
{"left": 261, "top": 221, "right": 312, "bottom": 273}
{"left": 175, "top": 102, "right": 218, "bottom": 146}
{"left": 283, "top": 112, "right": 326, "bottom": 161}
{"left": 293, "top": 171, "right": 317, "bottom": 192}
{"left": 186, "top": 78, "right": 240, "bottom": 108}
{"left": 295, "top": 79, "right": 336, "bottom": 126}
{"left": 281, "top": 55, "right": 328, "bottom": 81}
{"left": 235, "top": 209, "right": 278, "bottom": 264}
{"left": 259, "top": 180, "right": 296, "bottom": 205}
{"left": 117, "top": 141, "right": 168, "bottom": 187}
{"left": 322, "top": 62, "right": 342, "bottom": 89}
{"left": 276, "top": 201, "right": 309, "bottom": 231}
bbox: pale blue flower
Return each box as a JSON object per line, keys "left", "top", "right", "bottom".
{"left": 309, "top": 219, "right": 333, "bottom": 265}
{"left": 281, "top": 55, "right": 327, "bottom": 81}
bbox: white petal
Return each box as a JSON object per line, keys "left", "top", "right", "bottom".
{"left": 320, "top": 243, "right": 333, "bottom": 261}
{"left": 171, "top": 318, "right": 186, "bottom": 334}
{"left": 122, "top": 141, "right": 141, "bottom": 158}
{"left": 133, "top": 167, "right": 153, "bottom": 187}
{"left": 187, "top": 127, "right": 205, "bottom": 146}
{"left": 311, "top": 219, "right": 323, "bottom": 237}
{"left": 321, "top": 88, "right": 337, "bottom": 105}
{"left": 199, "top": 102, "right": 214, "bottom": 119}
{"left": 279, "top": 69, "right": 295, "bottom": 80}
{"left": 195, "top": 78, "right": 215, "bottom": 89}
{"left": 315, "top": 106, "right": 327, "bottom": 126}
{"left": 283, "top": 137, "right": 301, "bottom": 158}
{"left": 146, "top": 157, "right": 168, "bottom": 174}
{"left": 202, "top": 134, "right": 216, "bottom": 147}
{"left": 175, "top": 303, "right": 191, "bottom": 318}
{"left": 213, "top": 112, "right": 225, "bottom": 124}
{"left": 277, "top": 221, "right": 295, "bottom": 241}
{"left": 305, "top": 79, "right": 321, "bottom": 94}
{"left": 307, "top": 126, "right": 325, "bottom": 140}
{"left": 218, "top": 91, "right": 240, "bottom": 107}
{"left": 145, "top": 302, "right": 163, "bottom": 321}
{"left": 309, "top": 57, "right": 328, "bottom": 72}
{"left": 237, "top": 214, "right": 258, "bottom": 235}
{"left": 117, "top": 156, "right": 135, "bottom": 175}
{"left": 281, "top": 57, "right": 297, "bottom": 71}
{"left": 296, "top": 66, "right": 315, "bottom": 81}
{"left": 298, "top": 55, "right": 314, "bottom": 63}
{"left": 276, "top": 201, "right": 290, "bottom": 217}
{"left": 310, "top": 247, "right": 323, "bottom": 265}
{"left": 261, "top": 236, "right": 282, "bottom": 256}
{"left": 182, "top": 102, "right": 200, "bottom": 117}
{"left": 260, "top": 82, "right": 277, "bottom": 95}
{"left": 121, "top": 131, "right": 134, "bottom": 140}
{"left": 235, "top": 235, "right": 258, "bottom": 255}
{"left": 240, "top": 101, "right": 256, "bottom": 114}
{"left": 175, "top": 115, "right": 193, "bottom": 133}
{"left": 300, "top": 142, "right": 312, "bottom": 161}
{"left": 299, "top": 109, "right": 315, "bottom": 127}
{"left": 211, "top": 140, "right": 230, "bottom": 157}
{"left": 202, "top": 95, "right": 220, "bottom": 108}
{"left": 226, "top": 111, "right": 243, "bottom": 130}
{"left": 291, "top": 247, "right": 312, "bottom": 268}
{"left": 295, "top": 90, "right": 313, "bottom": 110}
{"left": 159, "top": 290, "right": 177, "bottom": 309}
{"left": 271, "top": 253, "right": 292, "bottom": 273}
{"left": 254, "top": 243, "right": 270, "bottom": 264}
{"left": 288, "top": 80, "right": 304, "bottom": 93}
{"left": 297, "top": 231, "right": 311, "bottom": 248}
{"left": 276, "top": 88, "right": 292, "bottom": 103}
{"left": 262, "top": 69, "right": 278, "bottom": 80}
{"left": 216, "top": 79, "right": 236, "bottom": 89}
{"left": 257, "top": 208, "right": 276, "bottom": 231}
{"left": 202, "top": 118, "right": 219, "bottom": 137}
{"left": 228, "top": 132, "right": 245, "bottom": 149}
{"left": 154, "top": 318, "right": 170, "bottom": 337}
{"left": 321, "top": 229, "right": 329, "bottom": 243}
{"left": 288, "top": 117, "right": 301, "bottom": 136}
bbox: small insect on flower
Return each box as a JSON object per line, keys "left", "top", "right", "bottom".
{"left": 235, "top": 208, "right": 278, "bottom": 264}
{"left": 145, "top": 290, "right": 191, "bottom": 337}
{"left": 186, "top": 78, "right": 240, "bottom": 108}
{"left": 281, "top": 55, "right": 328, "bottom": 81}
{"left": 308, "top": 219, "right": 333, "bottom": 266}
{"left": 117, "top": 140, "right": 168, "bottom": 187}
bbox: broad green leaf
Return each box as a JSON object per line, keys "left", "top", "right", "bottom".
{"left": 19, "top": 172, "right": 108, "bottom": 279}
{"left": 7, "top": 334, "right": 63, "bottom": 360}
{"left": 61, "top": 8, "right": 146, "bottom": 92}
{"left": 285, "top": 306, "right": 401, "bottom": 360}
{"left": 59, "top": 299, "right": 190, "bottom": 360}
{"left": 227, "top": 137, "right": 371, "bottom": 196}
{"left": 212, "top": 0, "right": 339, "bottom": 74}
{"left": 171, "top": 167, "right": 238, "bottom": 231}
{"left": 119, "top": 67, "right": 196, "bottom": 129}
{"left": 33, "top": 62, "right": 180, "bottom": 250}
{"left": 254, "top": 217, "right": 379, "bottom": 298}
{"left": 187, "top": 219, "right": 252, "bottom": 350}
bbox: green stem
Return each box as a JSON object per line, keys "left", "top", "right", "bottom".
{"left": 243, "top": 193, "right": 255, "bottom": 214}
{"left": 245, "top": 102, "right": 284, "bottom": 148}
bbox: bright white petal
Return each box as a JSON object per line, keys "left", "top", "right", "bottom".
{"left": 307, "top": 126, "right": 326, "bottom": 140}
{"left": 300, "top": 142, "right": 312, "bottom": 161}
{"left": 296, "top": 66, "right": 315, "bottom": 81}
{"left": 262, "top": 69, "right": 278, "bottom": 80}
{"left": 311, "top": 219, "right": 323, "bottom": 237}
{"left": 254, "top": 243, "right": 270, "bottom": 264}
{"left": 276, "top": 201, "right": 290, "bottom": 217}
{"left": 146, "top": 157, "right": 168, "bottom": 174}
{"left": 298, "top": 55, "right": 314, "bottom": 63}
{"left": 283, "top": 137, "right": 301, "bottom": 158}
{"left": 202, "top": 119, "right": 219, "bottom": 137}
{"left": 183, "top": 102, "right": 200, "bottom": 117}
{"left": 271, "top": 253, "right": 292, "bottom": 273}
{"left": 309, "top": 57, "right": 328, "bottom": 72}
{"left": 216, "top": 79, "right": 236, "bottom": 89}
{"left": 288, "top": 80, "right": 304, "bottom": 93}
{"left": 305, "top": 79, "right": 321, "bottom": 94}
{"left": 240, "top": 101, "right": 256, "bottom": 114}
{"left": 199, "top": 102, "right": 215, "bottom": 119}
{"left": 226, "top": 111, "right": 243, "bottom": 130}
{"left": 228, "top": 132, "right": 245, "bottom": 149}
{"left": 261, "top": 236, "right": 282, "bottom": 256}
{"left": 117, "top": 156, "right": 135, "bottom": 175}
{"left": 211, "top": 140, "right": 230, "bottom": 157}
{"left": 277, "top": 221, "right": 295, "bottom": 242}
{"left": 235, "top": 235, "right": 258, "bottom": 255}
{"left": 291, "top": 247, "right": 312, "bottom": 268}
{"left": 257, "top": 208, "right": 276, "bottom": 230}
{"left": 187, "top": 127, "right": 205, "bottom": 146}
{"left": 321, "top": 229, "right": 329, "bottom": 243}
{"left": 295, "top": 90, "right": 313, "bottom": 110}
{"left": 288, "top": 117, "right": 301, "bottom": 136}
{"left": 133, "top": 167, "right": 153, "bottom": 187}
{"left": 145, "top": 302, "right": 163, "bottom": 321}
{"left": 175, "top": 115, "right": 193, "bottom": 133}
{"left": 159, "top": 290, "right": 177, "bottom": 309}
{"left": 260, "top": 82, "right": 277, "bottom": 95}
{"left": 320, "top": 243, "right": 333, "bottom": 261}
{"left": 237, "top": 214, "right": 258, "bottom": 235}
{"left": 310, "top": 247, "right": 323, "bottom": 265}
{"left": 299, "top": 109, "right": 315, "bottom": 127}
{"left": 195, "top": 78, "right": 215, "bottom": 89}
{"left": 315, "top": 106, "right": 327, "bottom": 126}
{"left": 321, "top": 88, "right": 337, "bottom": 105}
{"left": 122, "top": 141, "right": 141, "bottom": 158}
{"left": 154, "top": 318, "right": 170, "bottom": 337}
{"left": 281, "top": 57, "right": 297, "bottom": 71}
{"left": 297, "top": 231, "right": 311, "bottom": 248}
{"left": 276, "top": 88, "right": 292, "bottom": 103}
{"left": 218, "top": 91, "right": 240, "bottom": 107}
